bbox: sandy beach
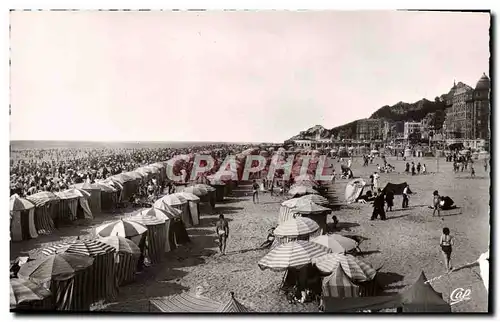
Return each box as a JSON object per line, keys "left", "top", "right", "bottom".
{"left": 10, "top": 156, "right": 490, "bottom": 313}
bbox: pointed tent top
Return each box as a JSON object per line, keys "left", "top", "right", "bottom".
{"left": 400, "top": 271, "right": 450, "bottom": 308}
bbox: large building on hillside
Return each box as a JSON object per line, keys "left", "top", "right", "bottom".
{"left": 443, "top": 73, "right": 490, "bottom": 149}
{"left": 355, "top": 119, "right": 385, "bottom": 141}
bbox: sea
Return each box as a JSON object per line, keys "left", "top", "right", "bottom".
{"left": 10, "top": 140, "right": 266, "bottom": 150}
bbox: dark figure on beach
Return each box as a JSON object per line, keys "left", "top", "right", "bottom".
{"left": 405, "top": 162, "right": 410, "bottom": 173}
{"left": 432, "top": 190, "right": 441, "bottom": 217}
{"left": 331, "top": 215, "right": 339, "bottom": 230}
{"left": 484, "top": 159, "right": 488, "bottom": 172}
{"left": 411, "top": 163, "right": 416, "bottom": 176}
{"left": 260, "top": 227, "right": 276, "bottom": 249}
{"left": 385, "top": 189, "right": 394, "bottom": 212}
{"left": 252, "top": 180, "right": 259, "bottom": 203}
{"left": 416, "top": 163, "right": 421, "bottom": 174}
{"left": 440, "top": 227, "right": 453, "bottom": 272}
{"left": 402, "top": 185, "right": 410, "bottom": 209}
{"left": 371, "top": 189, "right": 386, "bottom": 220}
{"left": 439, "top": 196, "right": 457, "bottom": 210}
{"left": 215, "top": 214, "right": 229, "bottom": 255}
{"left": 471, "top": 166, "right": 476, "bottom": 177}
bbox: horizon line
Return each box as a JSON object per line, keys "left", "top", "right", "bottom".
{"left": 9, "top": 139, "right": 283, "bottom": 144}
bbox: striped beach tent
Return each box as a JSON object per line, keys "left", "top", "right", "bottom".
{"left": 126, "top": 215, "right": 166, "bottom": 265}
{"left": 291, "top": 200, "right": 331, "bottom": 235}
{"left": 26, "top": 191, "right": 59, "bottom": 235}
{"left": 10, "top": 194, "right": 37, "bottom": 242}
{"left": 10, "top": 278, "right": 52, "bottom": 311}
{"left": 55, "top": 189, "right": 92, "bottom": 221}
{"left": 99, "top": 236, "right": 141, "bottom": 286}
{"left": 72, "top": 182, "right": 102, "bottom": 215}
{"left": 258, "top": 240, "right": 330, "bottom": 272}
{"left": 177, "top": 192, "right": 200, "bottom": 226}
{"left": 278, "top": 200, "right": 299, "bottom": 226}
{"left": 149, "top": 292, "right": 221, "bottom": 313}
{"left": 322, "top": 265, "right": 360, "bottom": 298}
{"left": 217, "top": 292, "right": 249, "bottom": 313}
{"left": 138, "top": 207, "right": 177, "bottom": 252}
{"left": 209, "top": 181, "right": 226, "bottom": 202}
{"left": 312, "top": 253, "right": 376, "bottom": 282}
{"left": 18, "top": 253, "right": 94, "bottom": 311}
{"left": 42, "top": 239, "right": 118, "bottom": 305}
{"left": 157, "top": 194, "right": 191, "bottom": 226}
{"left": 96, "top": 219, "right": 147, "bottom": 238}
{"left": 310, "top": 235, "right": 358, "bottom": 254}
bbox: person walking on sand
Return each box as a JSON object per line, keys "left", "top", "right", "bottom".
{"left": 432, "top": 190, "right": 441, "bottom": 217}
{"left": 215, "top": 214, "right": 229, "bottom": 255}
{"left": 252, "top": 179, "right": 259, "bottom": 203}
{"left": 402, "top": 185, "right": 410, "bottom": 209}
{"left": 422, "top": 164, "right": 427, "bottom": 174}
{"left": 411, "top": 162, "right": 416, "bottom": 176}
{"left": 440, "top": 227, "right": 454, "bottom": 272}
{"left": 371, "top": 189, "right": 386, "bottom": 221}
{"left": 417, "top": 162, "right": 421, "bottom": 174}
{"left": 471, "top": 165, "right": 476, "bottom": 177}
{"left": 385, "top": 189, "right": 394, "bottom": 212}
{"left": 484, "top": 158, "right": 488, "bottom": 172}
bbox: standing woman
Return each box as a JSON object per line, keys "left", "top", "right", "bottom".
{"left": 440, "top": 227, "right": 454, "bottom": 271}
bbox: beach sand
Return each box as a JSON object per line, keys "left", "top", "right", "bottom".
{"left": 10, "top": 156, "right": 490, "bottom": 312}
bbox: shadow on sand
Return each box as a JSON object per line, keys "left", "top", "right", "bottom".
{"left": 328, "top": 221, "right": 360, "bottom": 233}
{"left": 214, "top": 206, "right": 245, "bottom": 214}
{"left": 376, "top": 271, "right": 405, "bottom": 291}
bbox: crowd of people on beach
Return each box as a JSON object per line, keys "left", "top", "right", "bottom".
{"left": 9, "top": 144, "right": 245, "bottom": 198}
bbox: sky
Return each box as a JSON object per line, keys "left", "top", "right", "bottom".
{"left": 10, "top": 11, "right": 490, "bottom": 143}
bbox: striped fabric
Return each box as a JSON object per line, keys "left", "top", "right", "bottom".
{"left": 288, "top": 185, "right": 319, "bottom": 197}
{"left": 150, "top": 203, "right": 182, "bottom": 218}
{"left": 278, "top": 205, "right": 296, "bottom": 225}
{"left": 345, "top": 179, "right": 367, "bottom": 204}
{"left": 96, "top": 219, "right": 148, "bottom": 238}
{"left": 34, "top": 205, "right": 56, "bottom": 235}
{"left": 310, "top": 235, "right": 358, "bottom": 254}
{"left": 99, "top": 236, "right": 141, "bottom": 255}
{"left": 312, "top": 253, "right": 376, "bottom": 282}
{"left": 178, "top": 192, "right": 201, "bottom": 202}
{"left": 160, "top": 194, "right": 188, "bottom": 206}
{"left": 217, "top": 293, "right": 249, "bottom": 312}
{"left": 126, "top": 215, "right": 165, "bottom": 226}
{"left": 10, "top": 278, "right": 51, "bottom": 308}
{"left": 10, "top": 195, "right": 35, "bottom": 211}
{"left": 41, "top": 240, "right": 117, "bottom": 305}
{"left": 139, "top": 207, "right": 177, "bottom": 221}
{"left": 182, "top": 186, "right": 209, "bottom": 197}
{"left": 26, "top": 192, "right": 60, "bottom": 207}
{"left": 149, "top": 292, "right": 221, "bottom": 312}
{"left": 144, "top": 224, "right": 167, "bottom": 264}
{"left": 18, "top": 253, "right": 94, "bottom": 310}
{"left": 258, "top": 240, "right": 330, "bottom": 271}
{"left": 55, "top": 189, "right": 90, "bottom": 200}
{"left": 322, "top": 265, "right": 360, "bottom": 298}
{"left": 297, "top": 194, "right": 329, "bottom": 206}
{"left": 292, "top": 200, "right": 332, "bottom": 215}
{"left": 274, "top": 217, "right": 319, "bottom": 238}
{"left": 99, "top": 236, "right": 141, "bottom": 286}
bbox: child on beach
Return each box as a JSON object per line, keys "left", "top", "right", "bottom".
{"left": 440, "top": 227, "right": 454, "bottom": 271}
{"left": 432, "top": 190, "right": 441, "bottom": 217}
{"left": 216, "top": 214, "right": 230, "bottom": 255}
{"left": 252, "top": 180, "right": 259, "bottom": 203}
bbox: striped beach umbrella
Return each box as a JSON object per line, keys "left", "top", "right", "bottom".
{"left": 10, "top": 278, "right": 51, "bottom": 307}
{"left": 292, "top": 200, "right": 332, "bottom": 215}
{"left": 310, "top": 235, "right": 358, "bottom": 254}
{"left": 322, "top": 265, "right": 360, "bottom": 298}
{"left": 10, "top": 194, "right": 35, "bottom": 211}
{"left": 126, "top": 214, "right": 165, "bottom": 226}
{"left": 26, "top": 191, "right": 60, "bottom": 207}
{"left": 41, "top": 238, "right": 116, "bottom": 257}
{"left": 312, "top": 253, "right": 376, "bottom": 282}
{"left": 153, "top": 201, "right": 183, "bottom": 217}
{"left": 96, "top": 219, "right": 148, "bottom": 238}
{"left": 258, "top": 240, "right": 330, "bottom": 271}
{"left": 297, "top": 194, "right": 329, "bottom": 206}
{"left": 149, "top": 292, "right": 221, "bottom": 312}
{"left": 18, "top": 253, "right": 94, "bottom": 284}
{"left": 288, "top": 185, "right": 319, "bottom": 197}
{"left": 99, "top": 235, "right": 141, "bottom": 255}
{"left": 274, "top": 217, "right": 320, "bottom": 238}
{"left": 217, "top": 292, "right": 249, "bottom": 312}
{"left": 139, "top": 207, "right": 179, "bottom": 221}
{"left": 159, "top": 194, "right": 188, "bottom": 206}
{"left": 177, "top": 192, "right": 201, "bottom": 203}
{"left": 195, "top": 184, "right": 216, "bottom": 192}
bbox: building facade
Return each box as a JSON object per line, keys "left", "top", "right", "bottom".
{"left": 404, "top": 122, "right": 422, "bottom": 139}
{"left": 443, "top": 73, "right": 490, "bottom": 148}
{"left": 356, "top": 119, "right": 384, "bottom": 141}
